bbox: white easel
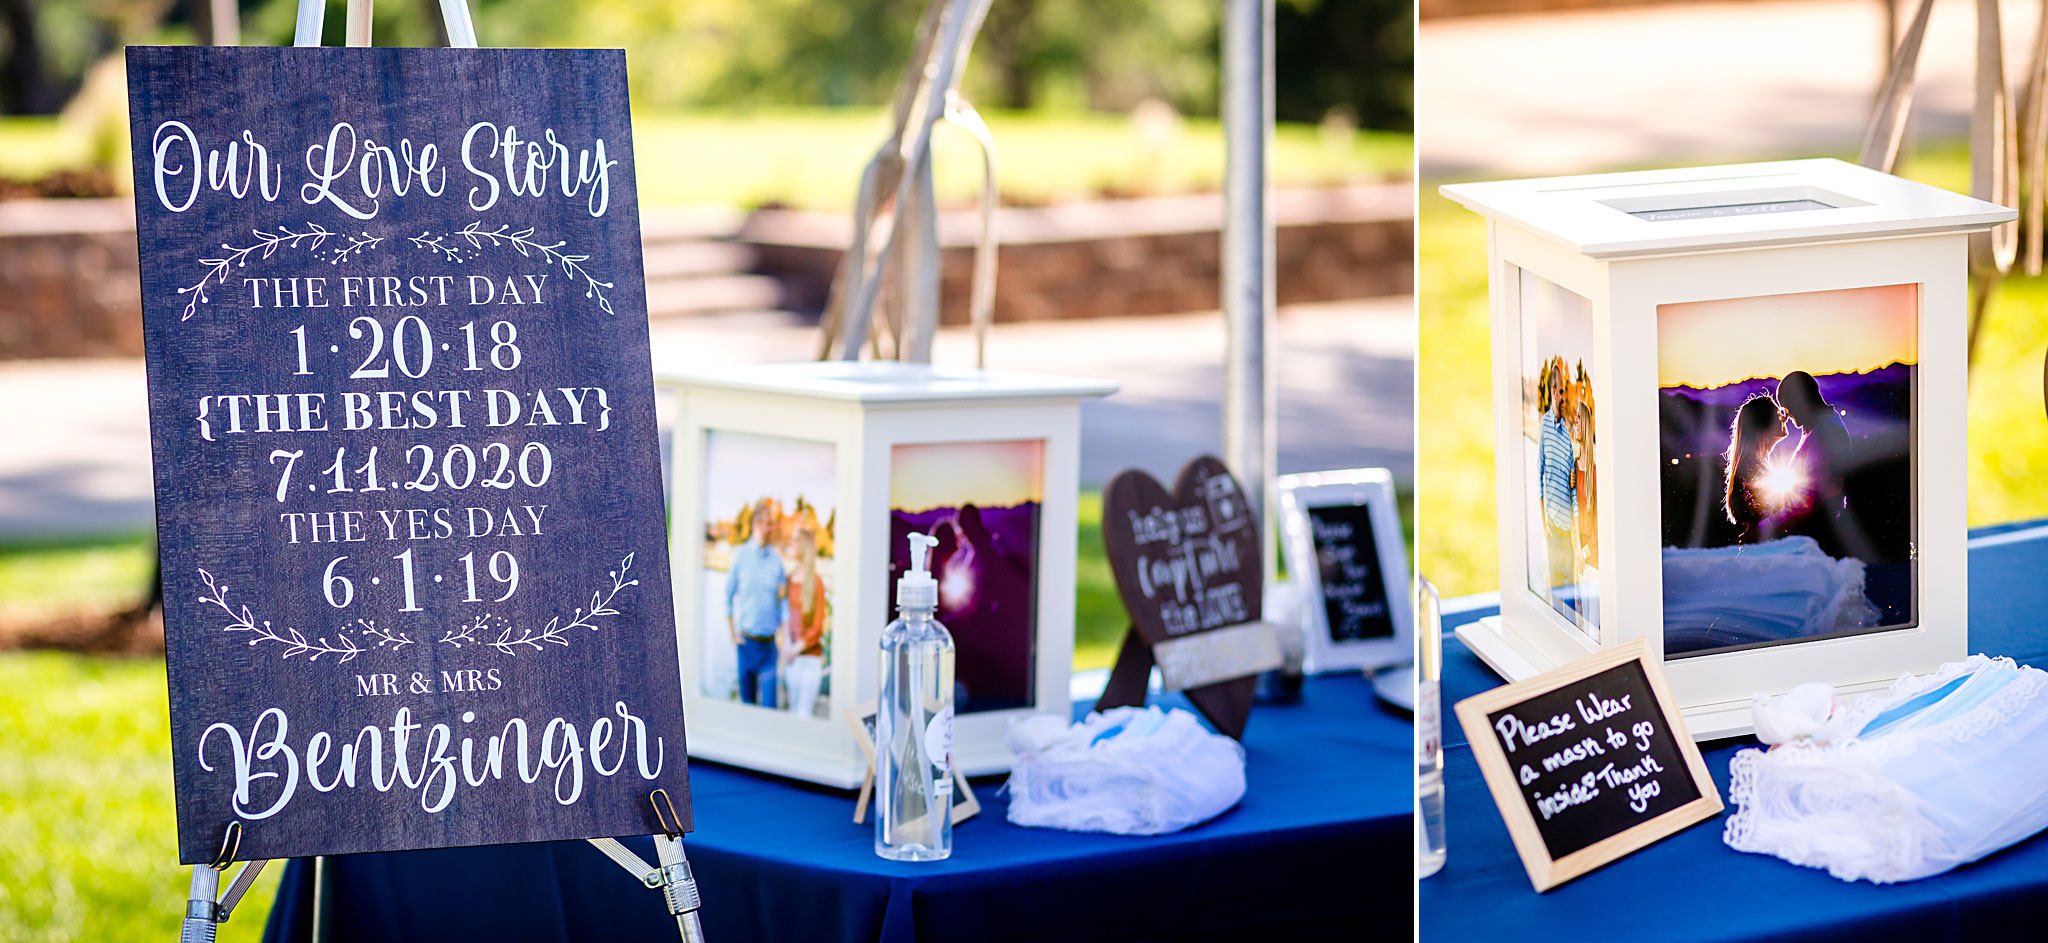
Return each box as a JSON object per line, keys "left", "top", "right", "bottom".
{"left": 175, "top": 4, "right": 705, "bottom": 940}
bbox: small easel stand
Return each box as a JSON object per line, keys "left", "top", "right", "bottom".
{"left": 179, "top": 824, "right": 268, "bottom": 943}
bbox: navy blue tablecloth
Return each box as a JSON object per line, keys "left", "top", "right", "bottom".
{"left": 1422, "top": 520, "right": 2048, "bottom": 942}
{"left": 261, "top": 675, "right": 1408, "bottom": 943}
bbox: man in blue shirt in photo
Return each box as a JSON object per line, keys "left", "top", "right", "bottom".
{"left": 727, "top": 501, "right": 788, "bottom": 707}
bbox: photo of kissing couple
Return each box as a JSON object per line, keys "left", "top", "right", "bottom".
{"left": 1658, "top": 283, "right": 1919, "bottom": 657}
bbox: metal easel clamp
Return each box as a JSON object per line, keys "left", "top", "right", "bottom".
{"left": 580, "top": 790, "right": 706, "bottom": 942}
{"left": 179, "top": 822, "right": 273, "bottom": 943}
{"left": 647, "top": 789, "right": 702, "bottom": 919}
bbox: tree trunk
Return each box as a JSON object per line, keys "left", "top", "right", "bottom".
{"left": 0, "top": 0, "right": 56, "bottom": 114}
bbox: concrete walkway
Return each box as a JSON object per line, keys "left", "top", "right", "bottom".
{"left": 1420, "top": 0, "right": 2043, "bottom": 178}
{"left": 0, "top": 300, "right": 1413, "bottom": 541}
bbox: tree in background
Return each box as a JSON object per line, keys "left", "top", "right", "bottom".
{"left": 1, "top": 0, "right": 1411, "bottom": 130}
{"left": 1278, "top": 0, "right": 1412, "bottom": 130}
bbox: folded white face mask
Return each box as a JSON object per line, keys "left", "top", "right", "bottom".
{"left": 1003, "top": 706, "right": 1246, "bottom": 836}
{"left": 1725, "top": 655, "right": 2048, "bottom": 883}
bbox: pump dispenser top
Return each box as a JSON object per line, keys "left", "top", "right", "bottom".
{"left": 897, "top": 532, "right": 939, "bottom": 611}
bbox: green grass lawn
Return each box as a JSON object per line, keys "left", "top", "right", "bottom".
{"left": 1419, "top": 140, "right": 2048, "bottom": 598}
{"left": 0, "top": 535, "right": 155, "bottom": 624}
{"left": 0, "top": 493, "right": 1127, "bottom": 939}
{"left": 2, "top": 109, "right": 1410, "bottom": 210}
{"left": 0, "top": 651, "right": 279, "bottom": 943}
{"left": 0, "top": 117, "right": 86, "bottom": 182}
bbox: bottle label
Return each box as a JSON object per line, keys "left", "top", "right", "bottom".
{"left": 925, "top": 706, "right": 953, "bottom": 774}
{"left": 1416, "top": 680, "right": 1441, "bottom": 767}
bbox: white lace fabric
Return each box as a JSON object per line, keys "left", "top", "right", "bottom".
{"left": 1725, "top": 655, "right": 2048, "bottom": 883}
{"left": 1003, "top": 706, "right": 1246, "bottom": 836}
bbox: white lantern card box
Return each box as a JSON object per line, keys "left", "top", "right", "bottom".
{"left": 657, "top": 361, "right": 1115, "bottom": 786}
{"left": 1441, "top": 159, "right": 2013, "bottom": 739}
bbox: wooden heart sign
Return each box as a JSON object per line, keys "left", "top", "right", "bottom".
{"left": 1097, "top": 456, "right": 1281, "bottom": 738}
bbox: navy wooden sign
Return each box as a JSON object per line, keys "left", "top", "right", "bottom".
{"left": 126, "top": 46, "right": 690, "bottom": 864}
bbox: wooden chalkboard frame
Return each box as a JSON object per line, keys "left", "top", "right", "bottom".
{"left": 1276, "top": 468, "right": 1411, "bottom": 674}
{"left": 1454, "top": 639, "right": 1722, "bottom": 891}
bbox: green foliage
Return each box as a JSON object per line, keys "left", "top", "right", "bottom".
{"left": 4, "top": 0, "right": 1410, "bottom": 130}
{"left": 1420, "top": 142, "right": 2048, "bottom": 598}
{"left": 1277, "top": 0, "right": 1412, "bottom": 129}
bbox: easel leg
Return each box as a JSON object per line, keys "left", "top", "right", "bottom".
{"left": 1095, "top": 624, "right": 1155, "bottom": 712}
{"left": 178, "top": 823, "right": 268, "bottom": 943}
{"left": 311, "top": 855, "right": 329, "bottom": 943}
{"left": 179, "top": 866, "right": 220, "bottom": 943}
{"left": 583, "top": 788, "right": 705, "bottom": 942}
{"left": 585, "top": 836, "right": 706, "bottom": 942}
{"left": 655, "top": 835, "right": 708, "bottom": 943}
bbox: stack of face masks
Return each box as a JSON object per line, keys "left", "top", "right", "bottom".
{"left": 1725, "top": 655, "right": 2048, "bottom": 883}
{"left": 1004, "top": 706, "right": 1246, "bottom": 836}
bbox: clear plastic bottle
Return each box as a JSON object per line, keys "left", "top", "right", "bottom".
{"left": 1415, "top": 575, "right": 1448, "bottom": 878}
{"left": 876, "top": 532, "right": 957, "bottom": 861}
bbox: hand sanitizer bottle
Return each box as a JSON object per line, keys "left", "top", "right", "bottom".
{"left": 1416, "top": 575, "right": 1448, "bottom": 878}
{"left": 876, "top": 532, "right": 956, "bottom": 861}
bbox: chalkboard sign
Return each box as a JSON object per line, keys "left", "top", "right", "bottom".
{"left": 127, "top": 46, "right": 689, "bottom": 864}
{"left": 1307, "top": 504, "right": 1394, "bottom": 640}
{"left": 1454, "top": 640, "right": 1721, "bottom": 891}
{"left": 1277, "top": 468, "right": 1410, "bottom": 673}
{"left": 1096, "top": 456, "right": 1281, "bottom": 739}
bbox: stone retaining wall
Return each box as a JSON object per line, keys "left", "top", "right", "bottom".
{"left": 742, "top": 184, "right": 1412, "bottom": 324}
{"left": 0, "top": 184, "right": 1413, "bottom": 359}
{"left": 0, "top": 200, "right": 140, "bottom": 360}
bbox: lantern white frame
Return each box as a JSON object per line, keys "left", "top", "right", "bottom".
{"left": 1442, "top": 159, "right": 2012, "bottom": 739}
{"left": 657, "top": 361, "right": 1114, "bottom": 786}
{"left": 1276, "top": 468, "right": 1412, "bottom": 674}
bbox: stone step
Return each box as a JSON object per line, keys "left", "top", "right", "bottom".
{"left": 645, "top": 272, "right": 786, "bottom": 318}
{"left": 641, "top": 205, "right": 749, "bottom": 243}
{"left": 640, "top": 239, "right": 756, "bottom": 280}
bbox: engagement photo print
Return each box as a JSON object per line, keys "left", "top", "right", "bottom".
{"left": 700, "top": 430, "right": 837, "bottom": 718}
{"left": 1519, "top": 271, "right": 1600, "bottom": 638}
{"left": 1658, "top": 283, "right": 1919, "bottom": 657}
{"left": 889, "top": 440, "right": 1045, "bottom": 714}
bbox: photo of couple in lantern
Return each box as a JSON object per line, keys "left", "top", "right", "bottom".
{"left": 1658, "top": 284, "right": 1919, "bottom": 657}
{"left": 1519, "top": 273, "right": 1601, "bottom": 639}
{"left": 699, "top": 430, "right": 837, "bottom": 719}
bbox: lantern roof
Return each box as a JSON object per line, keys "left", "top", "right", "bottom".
{"left": 1440, "top": 158, "right": 2015, "bottom": 260}
{"left": 657, "top": 360, "right": 1117, "bottom": 405}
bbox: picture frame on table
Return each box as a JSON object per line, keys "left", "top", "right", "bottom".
{"left": 844, "top": 700, "right": 980, "bottom": 826}
{"left": 1277, "top": 468, "right": 1412, "bottom": 674}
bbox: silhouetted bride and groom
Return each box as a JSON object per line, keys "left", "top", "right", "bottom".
{"left": 1663, "top": 370, "right": 1883, "bottom": 656}
{"left": 1722, "top": 370, "right": 1854, "bottom": 547}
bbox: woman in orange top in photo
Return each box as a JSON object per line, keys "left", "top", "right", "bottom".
{"left": 779, "top": 527, "right": 829, "bottom": 719}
